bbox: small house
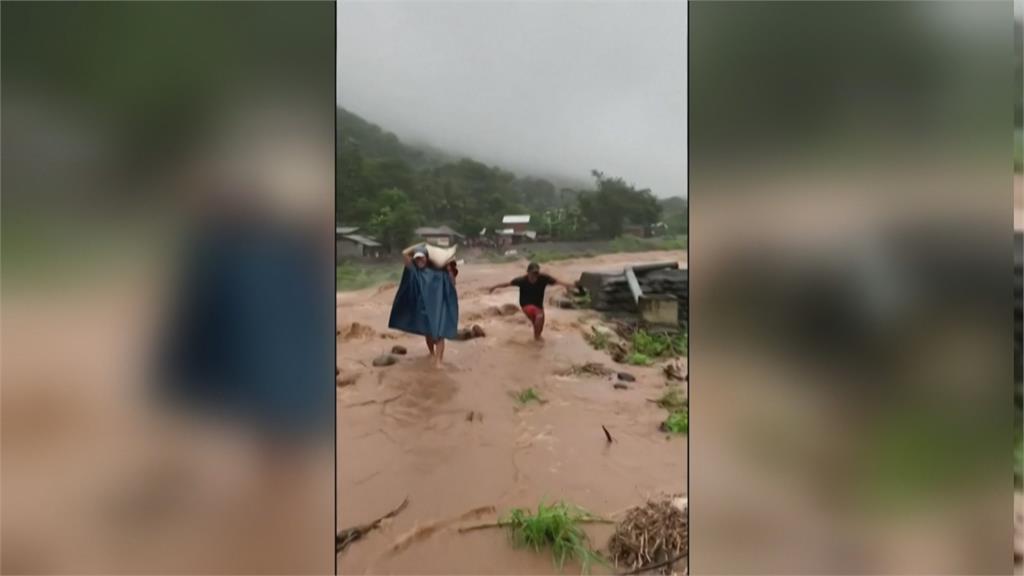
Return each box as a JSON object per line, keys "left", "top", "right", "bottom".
{"left": 502, "top": 214, "right": 531, "bottom": 234}
{"left": 415, "top": 225, "right": 464, "bottom": 247}
{"left": 336, "top": 227, "right": 385, "bottom": 259}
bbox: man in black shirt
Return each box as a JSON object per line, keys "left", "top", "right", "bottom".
{"left": 489, "top": 262, "right": 572, "bottom": 341}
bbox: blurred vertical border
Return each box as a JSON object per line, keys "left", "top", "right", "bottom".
{"left": 689, "top": 1, "right": 1017, "bottom": 573}
{"left": 2, "top": 2, "right": 336, "bottom": 573}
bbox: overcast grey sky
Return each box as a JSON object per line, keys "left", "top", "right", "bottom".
{"left": 337, "top": 1, "right": 687, "bottom": 198}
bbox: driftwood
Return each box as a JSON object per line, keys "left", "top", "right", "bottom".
{"left": 458, "top": 517, "right": 614, "bottom": 534}
{"left": 602, "top": 425, "right": 614, "bottom": 443}
{"left": 336, "top": 497, "right": 409, "bottom": 554}
{"left": 617, "top": 551, "right": 688, "bottom": 575}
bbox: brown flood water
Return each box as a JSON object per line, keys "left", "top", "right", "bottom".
{"left": 337, "top": 250, "right": 688, "bottom": 575}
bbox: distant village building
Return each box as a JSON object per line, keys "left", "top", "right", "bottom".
{"left": 336, "top": 226, "right": 385, "bottom": 260}
{"left": 502, "top": 214, "right": 531, "bottom": 233}
{"left": 497, "top": 214, "right": 536, "bottom": 246}
{"left": 415, "top": 225, "right": 464, "bottom": 247}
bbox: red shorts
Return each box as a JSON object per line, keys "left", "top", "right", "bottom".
{"left": 522, "top": 305, "right": 544, "bottom": 322}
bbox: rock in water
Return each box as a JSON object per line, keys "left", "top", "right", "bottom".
{"left": 457, "top": 325, "right": 487, "bottom": 341}
{"left": 391, "top": 345, "right": 408, "bottom": 355}
{"left": 372, "top": 354, "right": 397, "bottom": 367}
{"left": 617, "top": 372, "right": 636, "bottom": 382}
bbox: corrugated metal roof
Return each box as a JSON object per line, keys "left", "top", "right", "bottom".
{"left": 341, "top": 234, "right": 381, "bottom": 247}
{"left": 415, "top": 225, "right": 464, "bottom": 237}
{"left": 502, "top": 215, "right": 531, "bottom": 224}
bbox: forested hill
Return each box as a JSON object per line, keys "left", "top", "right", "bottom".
{"left": 337, "top": 106, "right": 686, "bottom": 249}
{"left": 336, "top": 107, "right": 453, "bottom": 170}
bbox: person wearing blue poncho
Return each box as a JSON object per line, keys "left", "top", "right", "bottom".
{"left": 388, "top": 245, "right": 459, "bottom": 368}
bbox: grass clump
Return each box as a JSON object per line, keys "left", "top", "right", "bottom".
{"left": 661, "top": 408, "right": 688, "bottom": 434}
{"left": 501, "top": 501, "right": 609, "bottom": 573}
{"left": 655, "top": 387, "right": 687, "bottom": 411}
{"left": 631, "top": 330, "right": 687, "bottom": 359}
{"left": 512, "top": 387, "right": 544, "bottom": 404}
{"left": 626, "top": 352, "right": 652, "bottom": 366}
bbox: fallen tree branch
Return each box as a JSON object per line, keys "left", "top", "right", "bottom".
{"left": 458, "top": 517, "right": 614, "bottom": 534}
{"left": 617, "top": 551, "right": 688, "bottom": 575}
{"left": 336, "top": 497, "right": 409, "bottom": 554}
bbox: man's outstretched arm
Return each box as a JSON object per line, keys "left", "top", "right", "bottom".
{"left": 488, "top": 281, "right": 514, "bottom": 293}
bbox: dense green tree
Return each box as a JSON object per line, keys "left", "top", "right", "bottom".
{"left": 577, "top": 170, "right": 662, "bottom": 238}
{"left": 367, "top": 188, "right": 421, "bottom": 250}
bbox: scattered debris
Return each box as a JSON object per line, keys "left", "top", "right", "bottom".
{"left": 372, "top": 354, "right": 398, "bottom": 367}
{"left": 577, "top": 263, "right": 687, "bottom": 325}
{"left": 336, "top": 373, "right": 360, "bottom": 388}
{"left": 340, "top": 322, "right": 377, "bottom": 341}
{"left": 602, "top": 425, "right": 614, "bottom": 443}
{"left": 337, "top": 497, "right": 410, "bottom": 554}
{"left": 389, "top": 505, "right": 496, "bottom": 554}
{"left": 663, "top": 361, "right": 686, "bottom": 382}
{"left": 617, "top": 372, "right": 636, "bottom": 382}
{"left": 609, "top": 344, "right": 630, "bottom": 364}
{"left": 613, "top": 383, "right": 630, "bottom": 390}
{"left": 391, "top": 345, "right": 408, "bottom": 355}
{"left": 457, "top": 324, "right": 487, "bottom": 340}
{"left": 558, "top": 362, "right": 614, "bottom": 377}
{"left": 608, "top": 495, "right": 688, "bottom": 575}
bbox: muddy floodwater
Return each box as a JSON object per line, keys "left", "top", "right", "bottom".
{"left": 337, "top": 250, "right": 688, "bottom": 574}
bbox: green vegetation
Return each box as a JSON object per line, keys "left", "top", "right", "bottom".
{"left": 626, "top": 352, "right": 652, "bottom": 366}
{"left": 607, "top": 234, "right": 687, "bottom": 253}
{"left": 655, "top": 387, "right": 687, "bottom": 411}
{"left": 512, "top": 387, "right": 544, "bottom": 405}
{"left": 571, "top": 292, "right": 592, "bottom": 309}
{"left": 523, "top": 235, "right": 687, "bottom": 265}
{"left": 631, "top": 330, "right": 687, "bottom": 359}
{"left": 336, "top": 263, "right": 401, "bottom": 292}
{"left": 662, "top": 409, "right": 689, "bottom": 435}
{"left": 339, "top": 107, "right": 678, "bottom": 250}
{"left": 501, "top": 501, "right": 608, "bottom": 573}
